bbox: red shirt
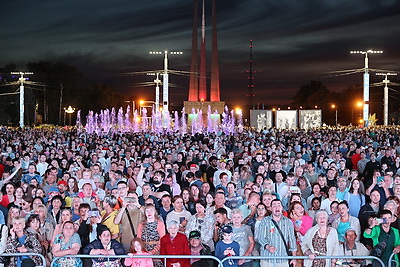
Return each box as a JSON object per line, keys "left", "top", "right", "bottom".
{"left": 160, "top": 232, "right": 191, "bottom": 267}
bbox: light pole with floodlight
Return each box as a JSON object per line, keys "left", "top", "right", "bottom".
{"left": 331, "top": 104, "right": 337, "bottom": 126}
{"left": 149, "top": 51, "right": 183, "bottom": 112}
{"left": 350, "top": 50, "right": 383, "bottom": 127}
{"left": 376, "top": 72, "right": 397, "bottom": 126}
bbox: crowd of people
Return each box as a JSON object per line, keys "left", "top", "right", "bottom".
{"left": 1, "top": 126, "right": 400, "bottom": 267}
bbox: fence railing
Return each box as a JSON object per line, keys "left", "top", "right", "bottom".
{"left": 50, "top": 254, "right": 222, "bottom": 267}
{"left": 49, "top": 254, "right": 387, "bottom": 267}
{"left": 388, "top": 252, "right": 398, "bottom": 267}
{"left": 0, "top": 252, "right": 46, "bottom": 267}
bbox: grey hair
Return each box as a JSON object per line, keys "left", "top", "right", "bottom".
{"left": 103, "top": 195, "right": 118, "bottom": 208}
{"left": 231, "top": 209, "right": 243, "bottom": 218}
{"left": 315, "top": 210, "right": 329, "bottom": 220}
{"left": 166, "top": 220, "right": 180, "bottom": 230}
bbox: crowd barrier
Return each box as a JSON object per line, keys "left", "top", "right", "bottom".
{"left": 388, "top": 252, "right": 398, "bottom": 267}
{"left": 221, "top": 255, "right": 386, "bottom": 266}
{"left": 0, "top": 252, "right": 46, "bottom": 267}
{"left": 49, "top": 254, "right": 387, "bottom": 267}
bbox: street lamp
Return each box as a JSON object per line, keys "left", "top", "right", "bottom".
{"left": 352, "top": 101, "right": 363, "bottom": 125}
{"left": 331, "top": 104, "right": 338, "bottom": 126}
{"left": 11, "top": 71, "right": 33, "bottom": 128}
{"left": 376, "top": 72, "right": 397, "bottom": 126}
{"left": 149, "top": 51, "right": 183, "bottom": 112}
{"left": 350, "top": 50, "right": 383, "bottom": 127}
{"left": 63, "top": 106, "right": 76, "bottom": 125}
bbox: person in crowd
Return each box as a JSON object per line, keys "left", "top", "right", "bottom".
{"left": 52, "top": 221, "right": 82, "bottom": 267}
{"left": 256, "top": 199, "right": 297, "bottom": 267}
{"left": 5, "top": 216, "right": 42, "bottom": 267}
{"left": 344, "top": 178, "right": 365, "bottom": 217}
{"left": 83, "top": 224, "right": 126, "bottom": 267}
{"left": 301, "top": 210, "right": 340, "bottom": 267}
{"left": 231, "top": 209, "right": 255, "bottom": 267}
{"left": 320, "top": 185, "right": 339, "bottom": 214}
{"left": 100, "top": 195, "right": 119, "bottom": 239}
{"left": 51, "top": 207, "right": 73, "bottom": 243}
{"left": 125, "top": 237, "right": 154, "bottom": 267}
{"left": 188, "top": 230, "right": 212, "bottom": 267}
{"left": 0, "top": 219, "right": 8, "bottom": 267}
{"left": 364, "top": 209, "right": 400, "bottom": 266}
{"left": 160, "top": 220, "right": 191, "bottom": 267}
{"left": 114, "top": 192, "right": 144, "bottom": 252}
{"left": 185, "top": 200, "right": 214, "bottom": 251}
{"left": 332, "top": 201, "right": 361, "bottom": 243}
{"left": 358, "top": 189, "right": 382, "bottom": 246}
{"left": 213, "top": 207, "right": 232, "bottom": 243}
{"left": 137, "top": 204, "right": 165, "bottom": 267}
{"left": 166, "top": 195, "right": 191, "bottom": 233}
{"left": 338, "top": 228, "right": 369, "bottom": 267}
{"left": 215, "top": 225, "right": 240, "bottom": 267}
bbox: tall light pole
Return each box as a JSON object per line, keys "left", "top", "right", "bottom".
{"left": 149, "top": 51, "right": 183, "bottom": 112}
{"left": 350, "top": 50, "right": 383, "bottom": 127}
{"left": 331, "top": 104, "right": 337, "bottom": 126}
{"left": 64, "top": 106, "right": 76, "bottom": 125}
{"left": 11, "top": 71, "right": 33, "bottom": 128}
{"left": 376, "top": 72, "right": 397, "bottom": 126}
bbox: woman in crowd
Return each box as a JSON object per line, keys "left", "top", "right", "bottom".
{"left": 78, "top": 208, "right": 103, "bottom": 249}
{"left": 5, "top": 216, "right": 42, "bottom": 267}
{"left": 6, "top": 205, "right": 21, "bottom": 229}
{"left": 205, "top": 192, "right": 215, "bottom": 209}
{"left": 83, "top": 224, "right": 126, "bottom": 267}
{"left": 307, "top": 183, "right": 325, "bottom": 209}
{"left": 51, "top": 207, "right": 73, "bottom": 243}
{"left": 125, "top": 237, "right": 154, "bottom": 267}
{"left": 52, "top": 221, "right": 82, "bottom": 267}
{"left": 181, "top": 188, "right": 195, "bottom": 214}
{"left": 344, "top": 178, "right": 366, "bottom": 217}
{"left": 185, "top": 200, "right": 214, "bottom": 251}
{"left": 317, "top": 174, "right": 329, "bottom": 197}
{"left": 160, "top": 220, "right": 191, "bottom": 267}
{"left": 297, "top": 176, "right": 312, "bottom": 200}
{"left": 100, "top": 195, "right": 119, "bottom": 239}
{"left": 47, "top": 195, "right": 64, "bottom": 228}
{"left": 288, "top": 201, "right": 313, "bottom": 267}
{"left": 1, "top": 182, "right": 16, "bottom": 208}
{"left": 320, "top": 186, "right": 339, "bottom": 214}
{"left": 308, "top": 197, "right": 322, "bottom": 221}
{"left": 301, "top": 210, "right": 340, "bottom": 267}
{"left": 11, "top": 187, "right": 24, "bottom": 207}
{"left": 137, "top": 204, "right": 165, "bottom": 267}
{"left": 331, "top": 201, "right": 361, "bottom": 243}
{"left": 67, "top": 177, "right": 79, "bottom": 198}
{"left": 231, "top": 209, "right": 255, "bottom": 267}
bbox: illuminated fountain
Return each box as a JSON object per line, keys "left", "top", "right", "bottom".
{"left": 78, "top": 105, "right": 240, "bottom": 135}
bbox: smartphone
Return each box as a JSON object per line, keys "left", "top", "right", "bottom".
{"left": 377, "top": 176, "right": 384, "bottom": 183}
{"left": 179, "top": 217, "right": 185, "bottom": 223}
{"left": 88, "top": 210, "right": 99, "bottom": 217}
{"left": 290, "top": 186, "right": 299, "bottom": 192}
{"left": 295, "top": 220, "right": 302, "bottom": 227}
{"left": 143, "top": 163, "right": 151, "bottom": 168}
{"left": 376, "top": 218, "right": 388, "bottom": 224}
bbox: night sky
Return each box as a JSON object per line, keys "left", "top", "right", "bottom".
{"left": 1, "top": 0, "right": 400, "bottom": 107}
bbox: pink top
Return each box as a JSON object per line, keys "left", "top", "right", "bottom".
{"left": 125, "top": 252, "right": 154, "bottom": 267}
{"left": 291, "top": 215, "right": 313, "bottom": 236}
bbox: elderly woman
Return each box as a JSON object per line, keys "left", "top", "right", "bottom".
{"left": 5, "top": 216, "right": 42, "bottom": 267}
{"left": 83, "top": 224, "right": 126, "bottom": 267}
{"left": 52, "top": 221, "right": 82, "bottom": 267}
{"left": 231, "top": 209, "right": 255, "bottom": 267}
{"left": 160, "top": 220, "right": 191, "bottom": 267}
{"left": 331, "top": 201, "right": 361, "bottom": 243}
{"left": 301, "top": 210, "right": 340, "bottom": 267}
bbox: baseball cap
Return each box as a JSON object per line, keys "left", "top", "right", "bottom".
{"left": 48, "top": 187, "right": 60, "bottom": 195}
{"left": 58, "top": 180, "right": 67, "bottom": 186}
{"left": 222, "top": 225, "right": 233, "bottom": 234}
{"left": 189, "top": 230, "right": 201, "bottom": 239}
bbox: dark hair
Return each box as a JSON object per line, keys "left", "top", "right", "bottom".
{"left": 338, "top": 200, "right": 349, "bottom": 209}
{"left": 79, "top": 203, "right": 91, "bottom": 211}
{"left": 26, "top": 214, "right": 40, "bottom": 227}
{"left": 288, "top": 201, "right": 304, "bottom": 219}
{"left": 96, "top": 224, "right": 111, "bottom": 239}
{"left": 194, "top": 200, "right": 207, "bottom": 209}
{"left": 380, "top": 209, "right": 392, "bottom": 217}
{"left": 214, "top": 207, "right": 227, "bottom": 216}
{"left": 51, "top": 195, "right": 64, "bottom": 205}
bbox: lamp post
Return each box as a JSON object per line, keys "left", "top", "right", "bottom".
{"left": 350, "top": 50, "right": 383, "bottom": 127}
{"left": 352, "top": 101, "right": 363, "bottom": 125}
{"left": 11, "top": 71, "right": 33, "bottom": 128}
{"left": 63, "top": 106, "right": 76, "bottom": 126}
{"left": 376, "top": 72, "right": 397, "bottom": 126}
{"left": 149, "top": 51, "right": 183, "bottom": 112}
{"left": 331, "top": 104, "right": 337, "bottom": 126}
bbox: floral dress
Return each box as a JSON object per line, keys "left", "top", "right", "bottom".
{"left": 311, "top": 233, "right": 327, "bottom": 267}
{"left": 53, "top": 233, "right": 82, "bottom": 267}
{"left": 141, "top": 221, "right": 162, "bottom": 267}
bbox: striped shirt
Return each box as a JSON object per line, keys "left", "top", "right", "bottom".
{"left": 255, "top": 215, "right": 297, "bottom": 263}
